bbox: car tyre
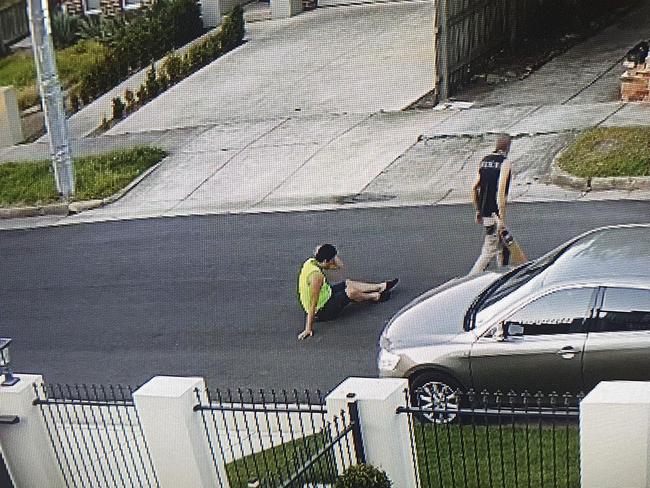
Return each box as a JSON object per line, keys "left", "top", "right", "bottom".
{"left": 409, "top": 371, "right": 463, "bottom": 424}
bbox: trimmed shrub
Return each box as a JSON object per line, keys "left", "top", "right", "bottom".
{"left": 136, "top": 84, "right": 148, "bottom": 106}
{"left": 144, "top": 64, "right": 160, "bottom": 100}
{"left": 335, "top": 464, "right": 392, "bottom": 488}
{"left": 124, "top": 89, "right": 136, "bottom": 113}
{"left": 161, "top": 51, "right": 184, "bottom": 84}
{"left": 112, "top": 96, "right": 125, "bottom": 120}
{"left": 220, "top": 5, "right": 245, "bottom": 51}
{"left": 78, "top": 0, "right": 203, "bottom": 104}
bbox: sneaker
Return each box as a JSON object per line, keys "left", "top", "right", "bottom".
{"left": 385, "top": 278, "right": 399, "bottom": 291}
{"left": 378, "top": 289, "right": 392, "bottom": 302}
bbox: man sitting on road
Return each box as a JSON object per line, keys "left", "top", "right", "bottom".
{"left": 297, "top": 244, "right": 398, "bottom": 340}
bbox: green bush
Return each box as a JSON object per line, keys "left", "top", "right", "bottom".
{"left": 335, "top": 464, "right": 392, "bottom": 488}
{"left": 161, "top": 51, "right": 183, "bottom": 84}
{"left": 51, "top": 12, "right": 80, "bottom": 49}
{"left": 124, "top": 88, "right": 136, "bottom": 113}
{"left": 144, "top": 64, "right": 160, "bottom": 100}
{"left": 95, "top": 5, "right": 244, "bottom": 128}
{"left": 112, "top": 96, "right": 125, "bottom": 120}
{"left": 78, "top": 0, "right": 203, "bottom": 103}
{"left": 220, "top": 5, "right": 245, "bottom": 51}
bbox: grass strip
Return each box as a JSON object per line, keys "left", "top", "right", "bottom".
{"left": 0, "top": 146, "right": 166, "bottom": 207}
{"left": 557, "top": 126, "right": 650, "bottom": 178}
{"left": 414, "top": 422, "right": 580, "bottom": 488}
{"left": 225, "top": 431, "right": 338, "bottom": 488}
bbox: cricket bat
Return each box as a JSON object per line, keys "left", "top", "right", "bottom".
{"left": 499, "top": 226, "right": 528, "bottom": 266}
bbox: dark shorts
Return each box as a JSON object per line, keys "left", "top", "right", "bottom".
{"left": 315, "top": 282, "right": 351, "bottom": 321}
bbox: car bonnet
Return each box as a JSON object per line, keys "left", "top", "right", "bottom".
{"left": 382, "top": 272, "right": 501, "bottom": 349}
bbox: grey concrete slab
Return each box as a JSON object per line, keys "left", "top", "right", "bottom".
{"left": 363, "top": 133, "right": 576, "bottom": 205}
{"left": 108, "top": 1, "right": 434, "bottom": 134}
{"left": 509, "top": 103, "right": 622, "bottom": 134}
{"left": 259, "top": 110, "right": 438, "bottom": 205}
{"left": 600, "top": 102, "right": 650, "bottom": 127}
{"left": 424, "top": 105, "right": 539, "bottom": 137}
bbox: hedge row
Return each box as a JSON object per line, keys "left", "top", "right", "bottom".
{"left": 72, "top": 0, "right": 203, "bottom": 105}
{"left": 106, "top": 6, "right": 245, "bottom": 124}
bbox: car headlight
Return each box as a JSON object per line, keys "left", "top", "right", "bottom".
{"left": 378, "top": 348, "right": 401, "bottom": 372}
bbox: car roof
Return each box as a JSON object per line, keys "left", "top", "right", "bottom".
{"left": 541, "top": 224, "right": 650, "bottom": 288}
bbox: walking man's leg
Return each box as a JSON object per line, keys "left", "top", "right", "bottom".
{"left": 470, "top": 225, "right": 500, "bottom": 275}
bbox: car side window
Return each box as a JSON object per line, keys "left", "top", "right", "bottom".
{"left": 504, "top": 288, "right": 593, "bottom": 336}
{"left": 594, "top": 288, "right": 650, "bottom": 332}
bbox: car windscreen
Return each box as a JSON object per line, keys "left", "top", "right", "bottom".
{"left": 467, "top": 243, "right": 571, "bottom": 329}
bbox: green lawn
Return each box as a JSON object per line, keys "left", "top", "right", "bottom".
{"left": 0, "top": 146, "right": 166, "bottom": 207}
{"left": 0, "top": 40, "right": 107, "bottom": 109}
{"left": 557, "top": 126, "right": 650, "bottom": 178}
{"left": 413, "top": 421, "right": 580, "bottom": 488}
{"left": 221, "top": 421, "right": 580, "bottom": 488}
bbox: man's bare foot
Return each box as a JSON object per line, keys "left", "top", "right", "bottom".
{"left": 298, "top": 330, "right": 313, "bottom": 340}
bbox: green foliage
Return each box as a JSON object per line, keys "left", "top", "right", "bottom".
{"left": 0, "top": 147, "right": 167, "bottom": 206}
{"left": 161, "top": 50, "right": 183, "bottom": 84}
{"left": 334, "top": 465, "right": 392, "bottom": 488}
{"left": 112, "top": 96, "right": 125, "bottom": 119}
{"left": 93, "top": 5, "right": 244, "bottom": 126}
{"left": 78, "top": 0, "right": 203, "bottom": 103}
{"left": 143, "top": 64, "right": 160, "bottom": 100}
{"left": 557, "top": 126, "right": 650, "bottom": 178}
{"left": 220, "top": 5, "right": 245, "bottom": 51}
{"left": 77, "top": 14, "right": 128, "bottom": 45}
{"left": 135, "top": 84, "right": 147, "bottom": 106}
{"left": 69, "top": 88, "right": 81, "bottom": 113}
{"left": 124, "top": 89, "right": 136, "bottom": 113}
{"left": 186, "top": 42, "right": 210, "bottom": 71}
{"left": 0, "top": 40, "right": 107, "bottom": 109}
{"left": 51, "top": 12, "right": 80, "bottom": 49}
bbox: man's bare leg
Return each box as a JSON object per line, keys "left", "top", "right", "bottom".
{"left": 345, "top": 279, "right": 397, "bottom": 302}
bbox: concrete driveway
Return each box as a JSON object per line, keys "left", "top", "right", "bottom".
{"left": 108, "top": 0, "right": 435, "bottom": 134}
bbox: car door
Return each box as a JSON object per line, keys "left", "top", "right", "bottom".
{"left": 470, "top": 287, "right": 596, "bottom": 393}
{"left": 583, "top": 287, "right": 650, "bottom": 391}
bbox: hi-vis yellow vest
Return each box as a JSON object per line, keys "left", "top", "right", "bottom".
{"left": 298, "top": 258, "right": 331, "bottom": 312}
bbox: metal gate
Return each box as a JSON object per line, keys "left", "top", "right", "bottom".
{"left": 398, "top": 389, "right": 583, "bottom": 488}
{"left": 194, "top": 388, "right": 365, "bottom": 488}
{"left": 33, "top": 383, "right": 159, "bottom": 488}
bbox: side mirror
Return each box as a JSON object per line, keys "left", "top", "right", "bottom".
{"left": 504, "top": 322, "right": 524, "bottom": 337}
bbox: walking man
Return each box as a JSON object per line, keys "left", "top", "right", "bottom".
{"left": 297, "top": 244, "right": 398, "bottom": 340}
{"left": 469, "top": 135, "right": 513, "bottom": 275}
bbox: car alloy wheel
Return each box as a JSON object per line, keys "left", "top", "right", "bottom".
{"left": 411, "top": 375, "right": 461, "bottom": 424}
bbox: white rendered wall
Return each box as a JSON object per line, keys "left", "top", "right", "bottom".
{"left": 326, "top": 377, "right": 418, "bottom": 488}
{"left": 581, "top": 381, "right": 650, "bottom": 488}
{"left": 0, "top": 86, "right": 23, "bottom": 147}
{"left": 0, "top": 374, "right": 66, "bottom": 488}
{"left": 133, "top": 376, "right": 228, "bottom": 488}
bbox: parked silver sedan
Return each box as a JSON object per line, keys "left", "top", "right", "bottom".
{"left": 378, "top": 224, "right": 650, "bottom": 414}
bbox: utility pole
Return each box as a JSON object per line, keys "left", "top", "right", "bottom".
{"left": 437, "top": 0, "right": 449, "bottom": 102}
{"left": 27, "top": 0, "right": 75, "bottom": 199}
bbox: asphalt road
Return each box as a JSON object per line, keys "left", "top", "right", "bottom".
{"left": 2, "top": 200, "right": 649, "bottom": 393}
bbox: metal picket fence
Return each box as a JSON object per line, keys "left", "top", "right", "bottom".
{"left": 33, "top": 383, "right": 159, "bottom": 488}
{"left": 193, "top": 388, "right": 364, "bottom": 488}
{"left": 398, "top": 389, "right": 584, "bottom": 488}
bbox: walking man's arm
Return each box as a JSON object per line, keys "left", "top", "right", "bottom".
{"left": 298, "top": 273, "right": 324, "bottom": 340}
{"left": 471, "top": 175, "right": 482, "bottom": 224}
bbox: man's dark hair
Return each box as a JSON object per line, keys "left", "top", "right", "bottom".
{"left": 315, "top": 244, "right": 337, "bottom": 263}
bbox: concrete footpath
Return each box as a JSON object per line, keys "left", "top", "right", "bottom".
{"left": 0, "top": 0, "right": 649, "bottom": 230}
